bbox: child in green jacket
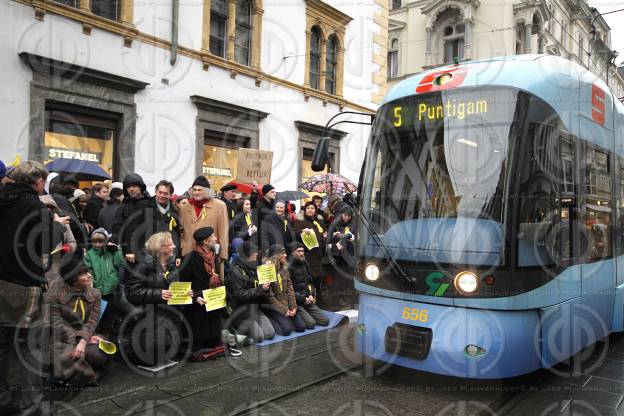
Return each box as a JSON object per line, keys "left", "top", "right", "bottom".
{"left": 84, "top": 228, "right": 124, "bottom": 333}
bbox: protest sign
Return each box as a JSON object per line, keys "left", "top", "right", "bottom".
{"left": 202, "top": 286, "right": 227, "bottom": 312}
{"left": 168, "top": 282, "right": 192, "bottom": 305}
{"left": 236, "top": 148, "right": 273, "bottom": 183}
{"left": 257, "top": 264, "right": 277, "bottom": 284}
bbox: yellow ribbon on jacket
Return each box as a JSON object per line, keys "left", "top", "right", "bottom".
{"left": 313, "top": 221, "right": 324, "bottom": 234}
{"left": 283, "top": 220, "right": 288, "bottom": 232}
{"left": 245, "top": 214, "right": 252, "bottom": 226}
{"left": 168, "top": 215, "right": 177, "bottom": 231}
{"left": 277, "top": 270, "right": 283, "bottom": 292}
{"left": 164, "top": 271, "right": 170, "bottom": 280}
{"left": 200, "top": 207, "right": 207, "bottom": 220}
{"left": 73, "top": 298, "right": 85, "bottom": 322}
{"left": 344, "top": 226, "right": 350, "bottom": 235}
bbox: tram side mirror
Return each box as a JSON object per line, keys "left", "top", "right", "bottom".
{"left": 311, "top": 137, "right": 330, "bottom": 171}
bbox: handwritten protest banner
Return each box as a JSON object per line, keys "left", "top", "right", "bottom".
{"left": 236, "top": 148, "right": 273, "bottom": 183}
{"left": 168, "top": 282, "right": 192, "bottom": 305}
{"left": 202, "top": 286, "right": 227, "bottom": 312}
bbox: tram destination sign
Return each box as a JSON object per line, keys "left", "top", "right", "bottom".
{"left": 390, "top": 98, "right": 489, "bottom": 128}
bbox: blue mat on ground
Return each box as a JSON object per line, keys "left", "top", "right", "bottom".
{"left": 256, "top": 310, "right": 348, "bottom": 346}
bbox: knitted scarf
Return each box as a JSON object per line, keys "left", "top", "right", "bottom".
{"left": 194, "top": 244, "right": 220, "bottom": 288}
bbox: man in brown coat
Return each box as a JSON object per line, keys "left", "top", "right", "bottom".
{"left": 179, "top": 176, "right": 229, "bottom": 268}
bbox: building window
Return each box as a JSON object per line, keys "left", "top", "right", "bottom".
{"left": 210, "top": 0, "right": 228, "bottom": 58}
{"left": 309, "top": 26, "right": 322, "bottom": 90}
{"left": 516, "top": 24, "right": 525, "bottom": 54}
{"left": 561, "top": 23, "right": 567, "bottom": 49}
{"left": 388, "top": 38, "right": 398, "bottom": 78}
{"left": 305, "top": 0, "right": 351, "bottom": 96}
{"left": 579, "top": 36, "right": 585, "bottom": 63}
{"left": 436, "top": 8, "right": 464, "bottom": 64}
{"left": 203, "top": 137, "right": 248, "bottom": 192}
{"left": 55, "top": 0, "right": 78, "bottom": 6}
{"left": 91, "top": 0, "right": 121, "bottom": 21}
{"left": 325, "top": 35, "right": 337, "bottom": 94}
{"left": 391, "top": 0, "right": 401, "bottom": 10}
{"left": 235, "top": 0, "right": 252, "bottom": 65}
{"left": 45, "top": 104, "right": 119, "bottom": 184}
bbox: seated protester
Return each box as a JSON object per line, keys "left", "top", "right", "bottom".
{"left": 84, "top": 228, "right": 124, "bottom": 335}
{"left": 179, "top": 227, "right": 242, "bottom": 358}
{"left": 287, "top": 242, "right": 329, "bottom": 327}
{"left": 261, "top": 244, "right": 307, "bottom": 335}
{"left": 229, "top": 238, "right": 245, "bottom": 266}
{"left": 46, "top": 258, "right": 111, "bottom": 386}
{"left": 225, "top": 242, "right": 275, "bottom": 343}
{"left": 123, "top": 232, "right": 190, "bottom": 366}
{"left": 260, "top": 200, "right": 295, "bottom": 255}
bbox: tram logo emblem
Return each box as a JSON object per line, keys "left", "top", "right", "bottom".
{"left": 425, "top": 271, "right": 450, "bottom": 296}
{"left": 416, "top": 65, "right": 467, "bottom": 94}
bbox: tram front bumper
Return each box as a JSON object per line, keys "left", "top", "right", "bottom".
{"left": 357, "top": 293, "right": 542, "bottom": 379}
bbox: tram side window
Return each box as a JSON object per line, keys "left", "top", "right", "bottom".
{"left": 584, "top": 146, "right": 612, "bottom": 262}
{"left": 517, "top": 124, "right": 571, "bottom": 267}
{"left": 618, "top": 164, "right": 624, "bottom": 257}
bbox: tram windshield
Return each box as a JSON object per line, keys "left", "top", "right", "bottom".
{"left": 361, "top": 87, "right": 520, "bottom": 265}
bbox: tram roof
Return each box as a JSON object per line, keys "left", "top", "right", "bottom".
{"left": 384, "top": 55, "right": 624, "bottom": 153}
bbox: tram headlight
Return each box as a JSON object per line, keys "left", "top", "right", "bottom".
{"left": 364, "top": 263, "right": 380, "bottom": 281}
{"left": 454, "top": 271, "right": 478, "bottom": 294}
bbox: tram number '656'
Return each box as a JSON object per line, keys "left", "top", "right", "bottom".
{"left": 402, "top": 307, "right": 429, "bottom": 323}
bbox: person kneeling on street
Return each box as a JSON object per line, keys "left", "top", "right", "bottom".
{"left": 180, "top": 227, "right": 242, "bottom": 360}
{"left": 225, "top": 242, "right": 275, "bottom": 343}
{"left": 287, "top": 242, "right": 329, "bottom": 327}
{"left": 46, "top": 258, "right": 111, "bottom": 386}
{"left": 123, "top": 232, "right": 190, "bottom": 366}
{"left": 261, "top": 244, "right": 307, "bottom": 335}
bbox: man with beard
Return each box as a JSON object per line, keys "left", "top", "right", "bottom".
{"left": 111, "top": 173, "right": 151, "bottom": 264}
{"left": 287, "top": 242, "right": 329, "bottom": 327}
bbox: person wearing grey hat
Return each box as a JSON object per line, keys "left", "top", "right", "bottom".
{"left": 225, "top": 241, "right": 275, "bottom": 343}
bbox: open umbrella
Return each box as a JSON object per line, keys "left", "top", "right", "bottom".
{"left": 277, "top": 190, "right": 308, "bottom": 201}
{"left": 45, "top": 158, "right": 111, "bottom": 181}
{"left": 300, "top": 173, "right": 357, "bottom": 195}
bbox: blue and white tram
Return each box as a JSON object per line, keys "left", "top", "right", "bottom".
{"left": 354, "top": 55, "right": 624, "bottom": 378}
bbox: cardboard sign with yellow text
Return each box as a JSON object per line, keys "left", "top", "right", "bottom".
{"left": 202, "top": 286, "right": 227, "bottom": 312}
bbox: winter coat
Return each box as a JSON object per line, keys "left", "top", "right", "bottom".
{"left": 179, "top": 249, "right": 223, "bottom": 345}
{"left": 178, "top": 198, "right": 229, "bottom": 260}
{"left": 83, "top": 196, "right": 105, "bottom": 228}
{"left": 288, "top": 257, "right": 315, "bottom": 306}
{"left": 327, "top": 216, "right": 357, "bottom": 257}
{"left": 293, "top": 213, "right": 327, "bottom": 279}
{"left": 111, "top": 173, "right": 152, "bottom": 256}
{"left": 220, "top": 196, "right": 237, "bottom": 221}
{"left": 225, "top": 261, "right": 268, "bottom": 312}
{"left": 45, "top": 279, "right": 102, "bottom": 385}
{"left": 266, "top": 266, "right": 297, "bottom": 315}
{"left": 0, "top": 182, "right": 65, "bottom": 287}
{"left": 125, "top": 252, "right": 179, "bottom": 305}
{"left": 84, "top": 246, "right": 124, "bottom": 296}
{"left": 50, "top": 185, "right": 88, "bottom": 253}
{"left": 98, "top": 204, "right": 120, "bottom": 234}
{"left": 229, "top": 211, "right": 259, "bottom": 245}
{"left": 260, "top": 214, "right": 295, "bottom": 253}
{"left": 141, "top": 199, "right": 182, "bottom": 259}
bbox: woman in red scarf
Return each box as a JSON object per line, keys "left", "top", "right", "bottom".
{"left": 180, "top": 227, "right": 241, "bottom": 359}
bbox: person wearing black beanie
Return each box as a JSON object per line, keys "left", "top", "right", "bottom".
{"left": 225, "top": 241, "right": 275, "bottom": 343}
{"left": 253, "top": 184, "right": 277, "bottom": 249}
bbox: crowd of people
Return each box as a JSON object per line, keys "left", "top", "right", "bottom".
{"left": 0, "top": 160, "right": 357, "bottom": 415}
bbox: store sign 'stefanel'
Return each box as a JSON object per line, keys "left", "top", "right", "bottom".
{"left": 46, "top": 147, "right": 103, "bottom": 164}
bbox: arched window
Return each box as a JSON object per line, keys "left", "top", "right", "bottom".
{"left": 436, "top": 8, "right": 464, "bottom": 64}
{"left": 516, "top": 23, "right": 526, "bottom": 54}
{"left": 325, "top": 35, "right": 338, "bottom": 94}
{"left": 309, "top": 27, "right": 321, "bottom": 90}
{"left": 531, "top": 13, "right": 541, "bottom": 35}
{"left": 235, "top": 0, "right": 252, "bottom": 65}
{"left": 388, "top": 38, "right": 399, "bottom": 78}
{"left": 210, "top": 0, "right": 229, "bottom": 57}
